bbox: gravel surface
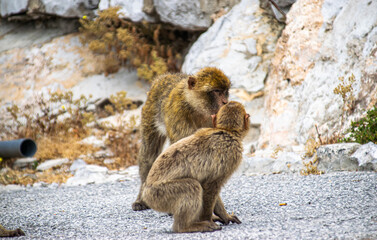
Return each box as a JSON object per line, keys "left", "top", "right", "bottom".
{"left": 1, "top": 172, "right": 376, "bottom": 239}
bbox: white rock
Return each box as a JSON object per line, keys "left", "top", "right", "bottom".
{"left": 118, "top": 165, "right": 139, "bottom": 179}
{"left": 13, "top": 157, "right": 37, "bottom": 168}
{"left": 70, "top": 159, "right": 88, "bottom": 172}
{"left": 66, "top": 163, "right": 108, "bottom": 186}
{"left": 259, "top": 0, "right": 377, "bottom": 149}
{"left": 41, "top": 0, "right": 99, "bottom": 18}
{"left": 0, "top": 184, "right": 25, "bottom": 192}
{"left": 351, "top": 142, "right": 377, "bottom": 171}
{"left": 98, "top": 0, "right": 155, "bottom": 22}
{"left": 316, "top": 143, "right": 361, "bottom": 172}
{"left": 0, "top": 0, "right": 28, "bottom": 17}
{"left": 237, "top": 151, "right": 302, "bottom": 176}
{"left": 98, "top": 107, "right": 141, "bottom": 129}
{"left": 36, "top": 158, "right": 69, "bottom": 171}
{"left": 33, "top": 182, "right": 49, "bottom": 188}
{"left": 154, "top": 0, "right": 210, "bottom": 30}
{"left": 182, "top": 0, "right": 283, "bottom": 91}
{"left": 80, "top": 136, "right": 106, "bottom": 148}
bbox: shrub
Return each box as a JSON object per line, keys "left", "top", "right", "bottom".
{"left": 341, "top": 107, "right": 377, "bottom": 144}
{"left": 79, "top": 7, "right": 194, "bottom": 81}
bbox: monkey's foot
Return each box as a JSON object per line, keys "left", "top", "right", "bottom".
{"left": 213, "top": 213, "right": 241, "bottom": 225}
{"left": 176, "top": 221, "right": 222, "bottom": 233}
{"left": 0, "top": 227, "right": 25, "bottom": 237}
{"left": 132, "top": 201, "right": 150, "bottom": 211}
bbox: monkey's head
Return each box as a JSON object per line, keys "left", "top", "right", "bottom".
{"left": 187, "top": 67, "right": 231, "bottom": 115}
{"left": 212, "top": 101, "right": 250, "bottom": 137}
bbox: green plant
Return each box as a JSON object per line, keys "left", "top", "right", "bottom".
{"left": 79, "top": 7, "right": 192, "bottom": 81}
{"left": 341, "top": 107, "right": 377, "bottom": 144}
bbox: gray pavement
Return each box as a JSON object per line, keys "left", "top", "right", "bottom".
{"left": 1, "top": 172, "right": 376, "bottom": 239}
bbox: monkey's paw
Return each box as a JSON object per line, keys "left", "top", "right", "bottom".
{"left": 0, "top": 228, "right": 25, "bottom": 237}
{"left": 132, "top": 201, "right": 150, "bottom": 211}
{"left": 213, "top": 213, "right": 241, "bottom": 225}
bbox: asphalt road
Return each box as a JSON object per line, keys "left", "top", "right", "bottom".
{"left": 1, "top": 172, "right": 376, "bottom": 239}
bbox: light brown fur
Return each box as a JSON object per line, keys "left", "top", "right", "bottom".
{"left": 142, "top": 101, "right": 250, "bottom": 233}
{"left": 132, "top": 67, "right": 231, "bottom": 212}
{"left": 0, "top": 224, "right": 25, "bottom": 237}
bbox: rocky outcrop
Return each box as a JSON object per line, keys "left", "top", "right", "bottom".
{"left": 0, "top": 0, "right": 242, "bottom": 30}
{"left": 259, "top": 0, "right": 377, "bottom": 150}
{"left": 153, "top": 0, "right": 240, "bottom": 30}
{"left": 98, "top": 0, "right": 155, "bottom": 22}
{"left": 0, "top": 0, "right": 99, "bottom": 19}
{"left": 183, "top": 0, "right": 283, "bottom": 91}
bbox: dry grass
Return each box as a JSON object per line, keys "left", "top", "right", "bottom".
{"left": 35, "top": 135, "right": 99, "bottom": 161}
{"left": 0, "top": 90, "right": 141, "bottom": 185}
{"left": 301, "top": 137, "right": 323, "bottom": 175}
{"left": 0, "top": 168, "right": 72, "bottom": 186}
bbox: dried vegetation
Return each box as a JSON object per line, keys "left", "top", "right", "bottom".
{"left": 0, "top": 90, "right": 140, "bottom": 185}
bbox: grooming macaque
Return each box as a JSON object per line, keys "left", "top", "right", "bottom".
{"left": 142, "top": 101, "right": 250, "bottom": 233}
{"left": 132, "top": 67, "right": 231, "bottom": 212}
{"left": 0, "top": 224, "right": 25, "bottom": 237}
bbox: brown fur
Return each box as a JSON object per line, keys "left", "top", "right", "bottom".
{"left": 0, "top": 224, "right": 25, "bottom": 237}
{"left": 142, "top": 101, "right": 250, "bottom": 233}
{"left": 132, "top": 67, "right": 231, "bottom": 212}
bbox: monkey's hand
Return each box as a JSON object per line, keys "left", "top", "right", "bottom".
{"left": 212, "top": 213, "right": 241, "bottom": 225}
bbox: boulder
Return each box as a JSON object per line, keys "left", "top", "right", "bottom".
{"left": 153, "top": 0, "right": 240, "bottom": 30}
{"left": 13, "top": 157, "right": 37, "bottom": 169}
{"left": 182, "top": 0, "right": 284, "bottom": 91}
{"left": 351, "top": 142, "right": 377, "bottom": 171}
{"left": 0, "top": 0, "right": 28, "bottom": 17}
{"left": 98, "top": 0, "right": 155, "bottom": 22}
{"left": 41, "top": 0, "right": 99, "bottom": 18}
{"left": 36, "top": 158, "right": 69, "bottom": 171}
{"left": 237, "top": 151, "right": 302, "bottom": 176}
{"left": 259, "top": 0, "right": 377, "bottom": 149}
{"left": 0, "top": 0, "right": 99, "bottom": 18}
{"left": 316, "top": 143, "right": 361, "bottom": 172}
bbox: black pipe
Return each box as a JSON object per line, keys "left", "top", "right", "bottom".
{"left": 0, "top": 139, "right": 37, "bottom": 158}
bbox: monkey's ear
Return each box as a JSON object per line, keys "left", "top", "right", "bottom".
{"left": 188, "top": 77, "right": 196, "bottom": 90}
{"left": 211, "top": 114, "right": 217, "bottom": 128}
{"left": 244, "top": 114, "right": 250, "bottom": 130}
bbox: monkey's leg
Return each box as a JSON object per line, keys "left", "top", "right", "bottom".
{"left": 144, "top": 179, "right": 221, "bottom": 233}
{"left": 132, "top": 131, "right": 166, "bottom": 211}
{"left": 213, "top": 196, "right": 241, "bottom": 225}
{"left": 0, "top": 224, "right": 25, "bottom": 237}
{"left": 133, "top": 126, "right": 166, "bottom": 211}
{"left": 199, "top": 182, "right": 222, "bottom": 222}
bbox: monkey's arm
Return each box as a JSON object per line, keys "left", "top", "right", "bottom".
{"left": 213, "top": 196, "right": 241, "bottom": 225}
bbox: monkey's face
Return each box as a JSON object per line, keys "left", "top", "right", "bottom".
{"left": 207, "top": 89, "right": 229, "bottom": 115}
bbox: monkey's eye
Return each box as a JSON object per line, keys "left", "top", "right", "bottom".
{"left": 213, "top": 90, "right": 221, "bottom": 94}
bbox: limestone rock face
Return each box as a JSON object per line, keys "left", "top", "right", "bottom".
{"left": 259, "top": 0, "right": 377, "bottom": 150}
{"left": 98, "top": 0, "right": 155, "bottom": 22}
{"left": 0, "top": 0, "right": 99, "bottom": 18}
{"left": 153, "top": 0, "right": 240, "bottom": 30}
{"left": 41, "top": 0, "right": 99, "bottom": 18}
{"left": 0, "top": 0, "right": 28, "bottom": 17}
{"left": 182, "top": 0, "right": 284, "bottom": 91}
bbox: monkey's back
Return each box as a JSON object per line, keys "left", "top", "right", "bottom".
{"left": 145, "top": 128, "right": 243, "bottom": 186}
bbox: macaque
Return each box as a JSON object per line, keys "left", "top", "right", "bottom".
{"left": 133, "top": 67, "right": 231, "bottom": 213}
{"left": 142, "top": 101, "right": 250, "bottom": 233}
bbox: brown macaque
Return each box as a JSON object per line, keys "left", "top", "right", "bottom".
{"left": 132, "top": 67, "right": 231, "bottom": 213}
{"left": 142, "top": 101, "right": 250, "bottom": 233}
{"left": 0, "top": 224, "right": 25, "bottom": 237}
